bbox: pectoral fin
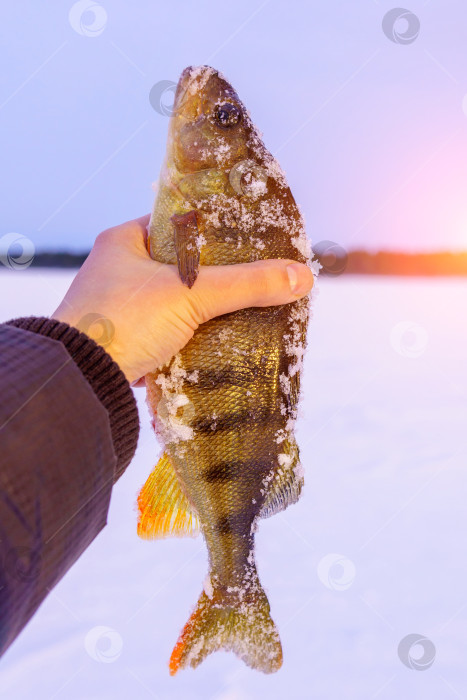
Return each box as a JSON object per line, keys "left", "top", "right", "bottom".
{"left": 137, "top": 452, "right": 200, "bottom": 539}
{"left": 171, "top": 210, "right": 200, "bottom": 289}
{"left": 259, "top": 441, "right": 304, "bottom": 519}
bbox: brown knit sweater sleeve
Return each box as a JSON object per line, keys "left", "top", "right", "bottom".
{"left": 6, "top": 316, "right": 139, "bottom": 481}
{"left": 0, "top": 317, "right": 140, "bottom": 657}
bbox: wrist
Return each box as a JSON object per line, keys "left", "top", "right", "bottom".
{"left": 52, "top": 306, "right": 131, "bottom": 380}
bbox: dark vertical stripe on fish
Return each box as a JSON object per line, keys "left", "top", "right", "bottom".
{"left": 214, "top": 510, "right": 253, "bottom": 536}
{"left": 191, "top": 406, "right": 279, "bottom": 434}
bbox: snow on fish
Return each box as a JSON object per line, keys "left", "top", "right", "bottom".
{"left": 137, "top": 65, "right": 315, "bottom": 675}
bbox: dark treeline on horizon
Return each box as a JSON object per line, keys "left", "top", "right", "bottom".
{"left": 30, "top": 252, "right": 89, "bottom": 268}
{"left": 5, "top": 249, "right": 467, "bottom": 276}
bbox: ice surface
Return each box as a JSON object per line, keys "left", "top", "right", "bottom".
{"left": 1, "top": 271, "right": 467, "bottom": 699}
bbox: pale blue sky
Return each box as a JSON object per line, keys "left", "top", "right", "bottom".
{"left": 2, "top": 0, "right": 467, "bottom": 252}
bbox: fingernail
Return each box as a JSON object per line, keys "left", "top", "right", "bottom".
{"left": 286, "top": 263, "right": 313, "bottom": 296}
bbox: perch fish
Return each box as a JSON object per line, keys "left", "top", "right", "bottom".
{"left": 137, "top": 65, "right": 312, "bottom": 675}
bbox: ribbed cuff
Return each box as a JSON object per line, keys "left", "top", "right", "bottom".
{"left": 6, "top": 316, "right": 139, "bottom": 482}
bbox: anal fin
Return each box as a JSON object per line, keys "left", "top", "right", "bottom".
{"left": 171, "top": 210, "right": 200, "bottom": 289}
{"left": 259, "top": 440, "right": 304, "bottom": 519}
{"left": 137, "top": 452, "right": 200, "bottom": 539}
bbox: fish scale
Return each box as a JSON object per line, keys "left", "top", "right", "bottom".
{"left": 137, "top": 65, "right": 312, "bottom": 675}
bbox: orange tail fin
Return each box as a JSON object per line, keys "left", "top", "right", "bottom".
{"left": 169, "top": 576, "right": 282, "bottom": 675}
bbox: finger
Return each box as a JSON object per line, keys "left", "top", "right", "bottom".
{"left": 135, "top": 214, "right": 151, "bottom": 227}
{"left": 193, "top": 259, "right": 313, "bottom": 321}
{"left": 129, "top": 214, "right": 151, "bottom": 251}
{"left": 135, "top": 214, "right": 151, "bottom": 247}
{"left": 97, "top": 215, "right": 151, "bottom": 252}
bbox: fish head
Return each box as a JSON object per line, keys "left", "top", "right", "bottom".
{"left": 150, "top": 65, "right": 310, "bottom": 268}
{"left": 169, "top": 65, "right": 251, "bottom": 175}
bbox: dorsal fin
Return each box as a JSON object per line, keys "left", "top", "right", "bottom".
{"left": 259, "top": 440, "right": 304, "bottom": 519}
{"left": 137, "top": 452, "right": 200, "bottom": 539}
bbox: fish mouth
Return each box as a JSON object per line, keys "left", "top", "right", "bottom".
{"left": 173, "top": 65, "right": 218, "bottom": 116}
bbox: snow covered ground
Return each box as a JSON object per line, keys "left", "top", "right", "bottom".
{"left": 0, "top": 270, "right": 466, "bottom": 700}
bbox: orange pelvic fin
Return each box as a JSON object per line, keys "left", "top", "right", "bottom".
{"left": 137, "top": 452, "right": 200, "bottom": 539}
{"left": 169, "top": 575, "right": 282, "bottom": 675}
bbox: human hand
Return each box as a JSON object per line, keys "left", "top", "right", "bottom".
{"left": 52, "top": 215, "right": 314, "bottom": 385}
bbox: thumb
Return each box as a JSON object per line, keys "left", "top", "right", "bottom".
{"left": 193, "top": 259, "right": 314, "bottom": 321}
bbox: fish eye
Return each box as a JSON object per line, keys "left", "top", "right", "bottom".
{"left": 214, "top": 103, "right": 241, "bottom": 128}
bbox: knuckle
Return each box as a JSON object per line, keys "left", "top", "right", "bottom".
{"left": 95, "top": 228, "right": 117, "bottom": 246}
